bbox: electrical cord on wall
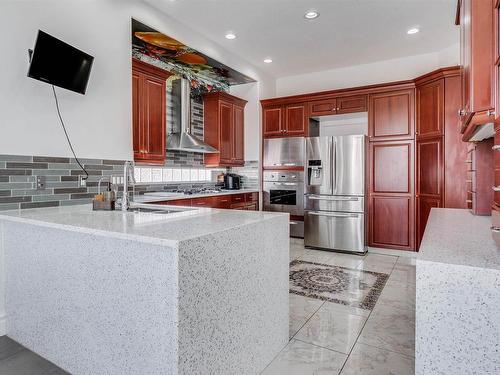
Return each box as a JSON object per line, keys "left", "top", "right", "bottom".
{"left": 51, "top": 85, "right": 88, "bottom": 180}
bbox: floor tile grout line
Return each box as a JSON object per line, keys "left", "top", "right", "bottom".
{"left": 350, "top": 341, "right": 417, "bottom": 359}
{"left": 288, "top": 300, "right": 326, "bottom": 340}
{"left": 338, "top": 255, "right": 400, "bottom": 373}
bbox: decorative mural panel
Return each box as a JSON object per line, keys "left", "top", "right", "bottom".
{"left": 132, "top": 19, "right": 255, "bottom": 96}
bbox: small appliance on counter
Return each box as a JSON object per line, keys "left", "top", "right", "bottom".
{"left": 223, "top": 173, "right": 242, "bottom": 190}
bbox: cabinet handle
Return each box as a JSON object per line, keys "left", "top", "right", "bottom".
{"left": 491, "top": 226, "right": 500, "bottom": 233}
{"left": 493, "top": 145, "right": 500, "bottom": 151}
{"left": 220, "top": 199, "right": 229, "bottom": 203}
{"left": 487, "top": 110, "right": 495, "bottom": 117}
{"left": 492, "top": 186, "right": 500, "bottom": 192}
{"left": 458, "top": 109, "right": 465, "bottom": 116}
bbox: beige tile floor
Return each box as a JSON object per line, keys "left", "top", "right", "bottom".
{"left": 262, "top": 239, "right": 416, "bottom": 375}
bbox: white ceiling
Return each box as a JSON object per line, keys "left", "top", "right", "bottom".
{"left": 144, "top": 0, "right": 459, "bottom": 79}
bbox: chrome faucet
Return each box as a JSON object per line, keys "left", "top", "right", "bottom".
{"left": 122, "top": 161, "right": 136, "bottom": 211}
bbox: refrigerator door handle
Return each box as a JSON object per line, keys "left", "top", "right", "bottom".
{"left": 307, "top": 195, "right": 359, "bottom": 201}
{"left": 307, "top": 211, "right": 360, "bottom": 218}
{"left": 331, "top": 137, "right": 336, "bottom": 194}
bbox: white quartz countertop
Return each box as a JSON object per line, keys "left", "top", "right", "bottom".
{"left": 0, "top": 203, "right": 285, "bottom": 246}
{"left": 418, "top": 208, "right": 500, "bottom": 270}
{"left": 134, "top": 189, "right": 259, "bottom": 204}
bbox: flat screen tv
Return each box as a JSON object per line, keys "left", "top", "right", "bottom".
{"left": 28, "top": 30, "right": 94, "bottom": 95}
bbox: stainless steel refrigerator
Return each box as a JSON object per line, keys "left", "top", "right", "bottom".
{"left": 304, "top": 135, "right": 366, "bottom": 254}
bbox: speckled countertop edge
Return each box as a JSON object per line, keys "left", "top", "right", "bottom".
{"left": 418, "top": 208, "right": 500, "bottom": 271}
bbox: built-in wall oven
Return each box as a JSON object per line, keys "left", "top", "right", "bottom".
{"left": 263, "top": 171, "right": 304, "bottom": 238}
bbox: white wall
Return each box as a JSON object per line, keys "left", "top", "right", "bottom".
{"left": 319, "top": 113, "right": 368, "bottom": 137}
{"left": 0, "top": 0, "right": 274, "bottom": 160}
{"left": 274, "top": 44, "right": 460, "bottom": 98}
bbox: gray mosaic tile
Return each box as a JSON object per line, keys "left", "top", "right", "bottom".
{"left": 0, "top": 196, "right": 31, "bottom": 204}
{"left": 33, "top": 156, "right": 70, "bottom": 163}
{"left": 20, "top": 201, "right": 59, "bottom": 209}
{"left": 33, "top": 194, "right": 70, "bottom": 202}
{"left": 0, "top": 169, "right": 31, "bottom": 176}
{"left": 0, "top": 155, "right": 32, "bottom": 162}
{"left": 53, "top": 187, "right": 86, "bottom": 194}
{"left": 0, "top": 203, "right": 20, "bottom": 211}
{"left": 6, "top": 162, "right": 48, "bottom": 169}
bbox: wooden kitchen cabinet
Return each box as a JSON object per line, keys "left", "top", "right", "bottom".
{"left": 285, "top": 103, "right": 308, "bottom": 136}
{"left": 369, "top": 196, "right": 414, "bottom": 250}
{"left": 309, "top": 95, "right": 367, "bottom": 117}
{"left": 458, "top": 0, "right": 495, "bottom": 138}
{"left": 263, "top": 103, "right": 308, "bottom": 137}
{"left": 132, "top": 59, "right": 171, "bottom": 165}
{"left": 416, "top": 79, "right": 444, "bottom": 138}
{"left": 368, "top": 89, "right": 415, "bottom": 141}
{"left": 263, "top": 105, "right": 284, "bottom": 137}
{"left": 368, "top": 140, "right": 415, "bottom": 250}
{"left": 203, "top": 91, "right": 247, "bottom": 167}
{"left": 155, "top": 192, "right": 259, "bottom": 211}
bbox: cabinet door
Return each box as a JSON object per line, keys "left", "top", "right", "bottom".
{"left": 369, "top": 89, "right": 415, "bottom": 141}
{"left": 370, "top": 141, "right": 414, "bottom": 194}
{"left": 417, "top": 138, "right": 443, "bottom": 197}
{"left": 132, "top": 71, "right": 142, "bottom": 159}
{"left": 369, "top": 196, "right": 414, "bottom": 250}
{"left": 336, "top": 95, "right": 367, "bottom": 114}
{"left": 142, "top": 75, "right": 166, "bottom": 163}
{"left": 417, "top": 196, "right": 441, "bottom": 248}
{"left": 263, "top": 106, "right": 283, "bottom": 137}
{"left": 416, "top": 138, "right": 443, "bottom": 247}
{"left": 214, "top": 196, "right": 231, "bottom": 209}
{"left": 219, "top": 101, "right": 233, "bottom": 164}
{"left": 232, "top": 104, "right": 245, "bottom": 165}
{"left": 285, "top": 103, "right": 307, "bottom": 136}
{"left": 417, "top": 80, "right": 444, "bottom": 138}
{"left": 309, "top": 98, "right": 337, "bottom": 116}
{"left": 369, "top": 140, "right": 415, "bottom": 251}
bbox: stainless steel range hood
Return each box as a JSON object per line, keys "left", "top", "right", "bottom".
{"left": 167, "top": 78, "right": 219, "bottom": 154}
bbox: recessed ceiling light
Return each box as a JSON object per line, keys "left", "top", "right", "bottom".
{"left": 407, "top": 27, "right": 420, "bottom": 35}
{"left": 225, "top": 32, "right": 236, "bottom": 40}
{"left": 304, "top": 10, "right": 319, "bottom": 19}
{"left": 263, "top": 58, "right": 273, "bottom": 64}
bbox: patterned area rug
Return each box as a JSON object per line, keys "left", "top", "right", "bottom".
{"left": 289, "top": 260, "right": 389, "bottom": 310}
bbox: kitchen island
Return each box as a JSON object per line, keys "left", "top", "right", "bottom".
{"left": 0, "top": 204, "right": 289, "bottom": 375}
{"left": 416, "top": 208, "right": 500, "bottom": 375}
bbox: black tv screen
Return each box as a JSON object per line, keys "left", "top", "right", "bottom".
{"left": 28, "top": 30, "right": 94, "bottom": 95}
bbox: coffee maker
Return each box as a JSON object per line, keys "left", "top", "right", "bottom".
{"left": 223, "top": 173, "right": 241, "bottom": 190}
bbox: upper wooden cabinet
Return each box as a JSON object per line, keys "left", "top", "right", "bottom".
{"left": 368, "top": 89, "right": 415, "bottom": 141}
{"left": 416, "top": 79, "right": 444, "bottom": 138}
{"left": 495, "top": 0, "right": 500, "bottom": 127}
{"left": 285, "top": 103, "right": 308, "bottom": 136}
{"left": 203, "top": 91, "right": 247, "bottom": 167}
{"left": 458, "top": 0, "right": 495, "bottom": 135}
{"left": 309, "top": 95, "right": 367, "bottom": 117}
{"left": 132, "top": 59, "right": 171, "bottom": 165}
{"left": 263, "top": 103, "right": 308, "bottom": 138}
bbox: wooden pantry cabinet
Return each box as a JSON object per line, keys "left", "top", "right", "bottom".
{"left": 132, "top": 59, "right": 171, "bottom": 165}
{"left": 203, "top": 92, "right": 247, "bottom": 167}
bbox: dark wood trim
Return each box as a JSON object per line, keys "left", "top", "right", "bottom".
{"left": 203, "top": 91, "right": 248, "bottom": 107}
{"left": 461, "top": 110, "right": 496, "bottom": 141}
{"left": 290, "top": 215, "right": 304, "bottom": 221}
{"left": 414, "top": 66, "right": 461, "bottom": 85}
{"left": 261, "top": 80, "right": 416, "bottom": 106}
{"left": 132, "top": 58, "right": 172, "bottom": 80}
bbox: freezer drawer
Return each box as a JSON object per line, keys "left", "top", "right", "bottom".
{"left": 304, "top": 211, "right": 365, "bottom": 253}
{"left": 305, "top": 195, "right": 364, "bottom": 213}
